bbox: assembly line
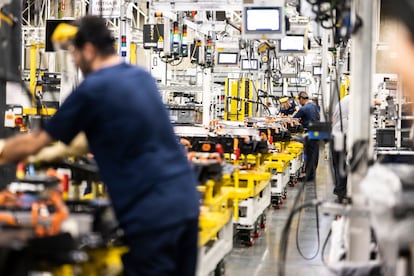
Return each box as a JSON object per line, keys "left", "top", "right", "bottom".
{"left": 0, "top": 0, "right": 413, "bottom": 276}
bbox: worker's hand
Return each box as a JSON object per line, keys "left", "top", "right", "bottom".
{"left": 66, "top": 132, "right": 89, "bottom": 157}
{"left": 28, "top": 132, "right": 89, "bottom": 163}
{"left": 28, "top": 142, "right": 69, "bottom": 163}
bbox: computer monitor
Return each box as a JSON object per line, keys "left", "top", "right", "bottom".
{"left": 277, "top": 35, "right": 308, "bottom": 56}
{"left": 241, "top": 59, "right": 259, "bottom": 70}
{"left": 242, "top": 2, "right": 285, "bottom": 40}
{"left": 217, "top": 52, "right": 239, "bottom": 65}
{"left": 313, "top": 66, "right": 322, "bottom": 76}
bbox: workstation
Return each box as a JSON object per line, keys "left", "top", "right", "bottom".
{"left": 0, "top": 0, "right": 413, "bottom": 275}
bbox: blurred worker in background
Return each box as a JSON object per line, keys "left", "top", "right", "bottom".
{"left": 293, "top": 91, "right": 321, "bottom": 181}
{"left": 312, "top": 96, "right": 321, "bottom": 112}
{"left": 0, "top": 16, "right": 199, "bottom": 276}
{"left": 331, "top": 92, "right": 351, "bottom": 203}
{"left": 279, "top": 96, "right": 298, "bottom": 116}
{"left": 266, "top": 101, "right": 278, "bottom": 116}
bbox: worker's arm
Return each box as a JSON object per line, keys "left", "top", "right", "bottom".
{"left": 0, "top": 130, "right": 53, "bottom": 164}
{"left": 28, "top": 132, "right": 89, "bottom": 163}
{"left": 293, "top": 108, "right": 303, "bottom": 120}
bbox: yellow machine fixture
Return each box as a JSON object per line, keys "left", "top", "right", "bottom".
{"left": 340, "top": 74, "right": 350, "bottom": 99}
{"left": 224, "top": 77, "right": 254, "bottom": 121}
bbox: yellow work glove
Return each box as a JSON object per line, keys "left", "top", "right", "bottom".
{"left": 28, "top": 132, "right": 89, "bottom": 163}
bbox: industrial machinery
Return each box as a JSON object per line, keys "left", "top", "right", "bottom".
{"left": 3, "top": 0, "right": 412, "bottom": 275}
{"left": 165, "top": 91, "right": 202, "bottom": 125}
{"left": 210, "top": 122, "right": 271, "bottom": 246}
{"left": 245, "top": 117, "right": 304, "bottom": 208}
{"left": 0, "top": 159, "right": 126, "bottom": 275}
{"left": 176, "top": 126, "right": 234, "bottom": 275}
{"left": 176, "top": 124, "right": 272, "bottom": 246}
{"left": 192, "top": 153, "right": 233, "bottom": 276}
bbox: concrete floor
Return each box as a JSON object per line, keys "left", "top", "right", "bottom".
{"left": 225, "top": 154, "right": 336, "bottom": 276}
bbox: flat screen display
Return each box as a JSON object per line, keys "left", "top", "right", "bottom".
{"left": 245, "top": 7, "right": 281, "bottom": 32}
{"left": 241, "top": 59, "right": 259, "bottom": 70}
{"left": 280, "top": 35, "right": 305, "bottom": 52}
{"left": 313, "top": 66, "right": 322, "bottom": 76}
{"left": 217, "top": 52, "right": 239, "bottom": 65}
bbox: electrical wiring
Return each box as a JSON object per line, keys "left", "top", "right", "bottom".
{"left": 245, "top": 43, "right": 279, "bottom": 116}
{"left": 157, "top": 50, "right": 183, "bottom": 66}
{"left": 295, "top": 182, "right": 321, "bottom": 261}
{"left": 320, "top": 228, "right": 341, "bottom": 274}
{"left": 277, "top": 140, "right": 324, "bottom": 276}
{"left": 278, "top": 194, "right": 324, "bottom": 276}
{"left": 321, "top": 228, "right": 331, "bottom": 266}
{"left": 306, "top": 0, "right": 346, "bottom": 30}
{"left": 244, "top": 69, "right": 272, "bottom": 116}
{"left": 154, "top": 23, "right": 185, "bottom": 66}
{"left": 277, "top": 53, "right": 344, "bottom": 271}
{"left": 246, "top": 53, "right": 262, "bottom": 112}
{"left": 168, "top": 56, "right": 184, "bottom": 66}
{"left": 36, "top": 51, "right": 50, "bottom": 115}
{"left": 296, "top": 165, "right": 321, "bottom": 261}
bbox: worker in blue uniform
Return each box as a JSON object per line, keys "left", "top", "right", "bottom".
{"left": 279, "top": 97, "right": 298, "bottom": 116}
{"left": 293, "top": 91, "right": 320, "bottom": 181}
{"left": 331, "top": 93, "right": 350, "bottom": 203}
{"left": 0, "top": 16, "right": 199, "bottom": 276}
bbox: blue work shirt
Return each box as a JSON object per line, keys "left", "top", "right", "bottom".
{"left": 279, "top": 101, "right": 297, "bottom": 116}
{"left": 45, "top": 63, "right": 200, "bottom": 235}
{"left": 293, "top": 102, "right": 320, "bottom": 128}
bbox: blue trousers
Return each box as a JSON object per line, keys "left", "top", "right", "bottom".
{"left": 304, "top": 139, "right": 319, "bottom": 180}
{"left": 331, "top": 147, "right": 348, "bottom": 200}
{"left": 122, "top": 219, "right": 198, "bottom": 276}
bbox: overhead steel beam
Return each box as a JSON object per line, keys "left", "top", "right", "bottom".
{"left": 144, "top": 0, "right": 243, "bottom": 12}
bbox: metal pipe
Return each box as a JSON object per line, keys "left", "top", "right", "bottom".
{"left": 202, "top": 68, "right": 212, "bottom": 127}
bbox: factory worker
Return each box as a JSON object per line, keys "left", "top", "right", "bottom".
{"left": 266, "top": 101, "right": 278, "bottom": 116}
{"left": 331, "top": 92, "right": 351, "bottom": 203}
{"left": 0, "top": 16, "right": 199, "bottom": 276}
{"left": 293, "top": 91, "right": 320, "bottom": 181}
{"left": 311, "top": 96, "right": 321, "bottom": 112}
{"left": 279, "top": 96, "right": 298, "bottom": 116}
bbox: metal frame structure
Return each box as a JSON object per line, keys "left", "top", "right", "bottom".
{"left": 144, "top": 0, "right": 243, "bottom": 12}
{"left": 21, "top": 0, "right": 147, "bottom": 63}
{"left": 347, "top": 0, "right": 378, "bottom": 262}
{"left": 12, "top": 0, "right": 413, "bottom": 271}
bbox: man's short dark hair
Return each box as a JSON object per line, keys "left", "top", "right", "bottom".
{"left": 298, "top": 92, "right": 308, "bottom": 99}
{"left": 385, "top": 0, "right": 414, "bottom": 42}
{"left": 74, "top": 16, "right": 115, "bottom": 56}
